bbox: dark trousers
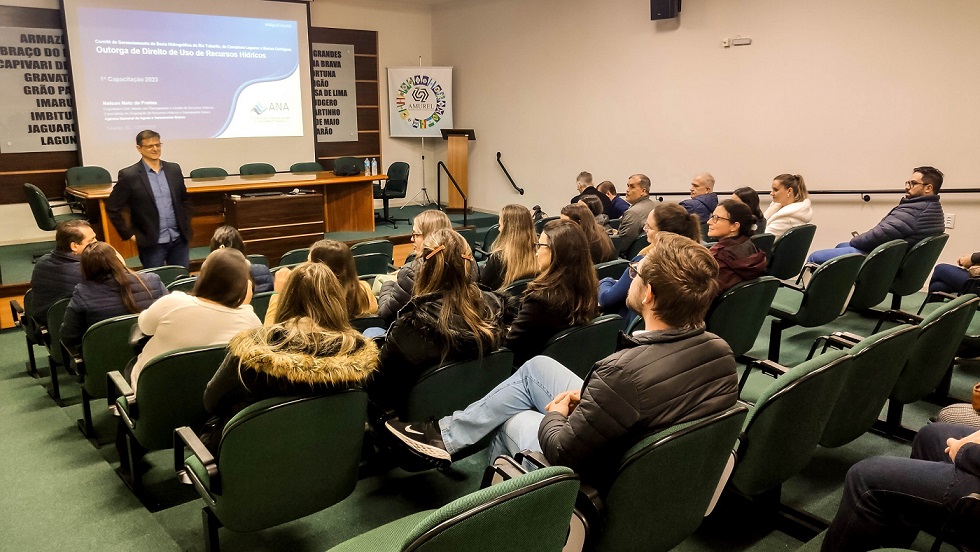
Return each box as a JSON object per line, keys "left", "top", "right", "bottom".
{"left": 822, "top": 423, "right": 980, "bottom": 551}
{"left": 929, "top": 263, "right": 972, "bottom": 294}
{"left": 138, "top": 236, "right": 190, "bottom": 269}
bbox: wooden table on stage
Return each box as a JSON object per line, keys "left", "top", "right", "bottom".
{"left": 65, "top": 171, "right": 384, "bottom": 259}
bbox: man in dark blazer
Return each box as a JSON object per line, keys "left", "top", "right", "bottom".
{"left": 106, "top": 129, "right": 193, "bottom": 268}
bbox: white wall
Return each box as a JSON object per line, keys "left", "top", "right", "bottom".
{"left": 430, "top": 0, "right": 980, "bottom": 263}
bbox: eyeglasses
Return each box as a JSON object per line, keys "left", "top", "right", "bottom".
{"left": 533, "top": 242, "right": 551, "bottom": 251}
{"left": 627, "top": 261, "right": 640, "bottom": 279}
{"left": 411, "top": 232, "right": 423, "bottom": 240}
{"left": 707, "top": 214, "right": 730, "bottom": 223}
{"left": 905, "top": 180, "right": 925, "bottom": 188}
{"left": 140, "top": 142, "right": 162, "bottom": 149}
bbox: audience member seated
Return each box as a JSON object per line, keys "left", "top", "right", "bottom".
{"left": 127, "top": 248, "right": 262, "bottom": 392}
{"left": 569, "top": 171, "right": 612, "bottom": 215}
{"left": 505, "top": 220, "right": 599, "bottom": 365}
{"left": 479, "top": 204, "right": 538, "bottom": 290}
{"left": 200, "top": 262, "right": 379, "bottom": 452}
{"left": 707, "top": 200, "right": 768, "bottom": 293}
{"left": 310, "top": 239, "right": 378, "bottom": 317}
{"left": 598, "top": 203, "right": 700, "bottom": 316}
{"left": 28, "top": 220, "right": 96, "bottom": 322}
{"left": 378, "top": 209, "right": 453, "bottom": 323}
{"left": 822, "top": 423, "right": 980, "bottom": 551}
{"left": 731, "top": 186, "right": 767, "bottom": 234}
{"left": 61, "top": 242, "right": 167, "bottom": 347}
{"left": 679, "top": 172, "right": 719, "bottom": 224}
{"left": 615, "top": 174, "right": 658, "bottom": 255}
{"left": 597, "top": 180, "right": 630, "bottom": 220}
{"left": 578, "top": 194, "right": 613, "bottom": 234}
{"left": 209, "top": 225, "right": 273, "bottom": 293}
{"left": 560, "top": 203, "right": 617, "bottom": 263}
{"left": 763, "top": 173, "right": 812, "bottom": 239}
{"left": 929, "top": 251, "right": 980, "bottom": 294}
{"left": 386, "top": 232, "right": 738, "bottom": 492}
{"left": 808, "top": 166, "right": 945, "bottom": 264}
{"left": 370, "top": 229, "right": 511, "bottom": 413}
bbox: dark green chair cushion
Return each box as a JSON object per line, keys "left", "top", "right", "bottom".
{"left": 540, "top": 314, "right": 623, "bottom": 378}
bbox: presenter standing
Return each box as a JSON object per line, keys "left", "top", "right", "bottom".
{"left": 106, "top": 130, "right": 193, "bottom": 269}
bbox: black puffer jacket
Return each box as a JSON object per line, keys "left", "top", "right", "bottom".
{"left": 370, "top": 290, "right": 513, "bottom": 411}
{"left": 538, "top": 327, "right": 738, "bottom": 490}
{"left": 849, "top": 194, "right": 945, "bottom": 252}
{"left": 60, "top": 272, "right": 167, "bottom": 346}
{"left": 377, "top": 257, "right": 482, "bottom": 323}
{"left": 28, "top": 250, "right": 83, "bottom": 321}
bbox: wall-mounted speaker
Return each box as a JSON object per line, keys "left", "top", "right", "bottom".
{"left": 651, "top": 0, "right": 681, "bottom": 20}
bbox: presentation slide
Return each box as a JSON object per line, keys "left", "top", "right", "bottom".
{"left": 62, "top": 0, "right": 315, "bottom": 177}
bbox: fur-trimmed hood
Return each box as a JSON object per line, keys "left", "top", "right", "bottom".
{"left": 228, "top": 323, "right": 378, "bottom": 387}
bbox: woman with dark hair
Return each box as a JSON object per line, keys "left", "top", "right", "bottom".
{"left": 598, "top": 203, "right": 701, "bottom": 316}
{"left": 578, "top": 195, "right": 613, "bottom": 233}
{"left": 371, "top": 229, "right": 510, "bottom": 412}
{"left": 731, "top": 187, "right": 767, "bottom": 234}
{"left": 560, "top": 203, "right": 616, "bottom": 263}
{"left": 309, "top": 239, "right": 377, "bottom": 318}
{"left": 763, "top": 173, "right": 812, "bottom": 238}
{"left": 210, "top": 225, "right": 273, "bottom": 293}
{"left": 61, "top": 242, "right": 167, "bottom": 347}
{"left": 506, "top": 220, "right": 598, "bottom": 365}
{"left": 201, "top": 262, "right": 379, "bottom": 451}
{"left": 706, "top": 200, "right": 768, "bottom": 293}
{"left": 127, "top": 248, "right": 262, "bottom": 390}
{"left": 479, "top": 204, "right": 538, "bottom": 290}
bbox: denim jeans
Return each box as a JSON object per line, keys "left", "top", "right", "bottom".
{"left": 929, "top": 263, "right": 971, "bottom": 294}
{"left": 806, "top": 242, "right": 864, "bottom": 265}
{"left": 438, "top": 355, "right": 583, "bottom": 461}
{"left": 138, "top": 236, "right": 190, "bottom": 269}
{"left": 822, "top": 423, "right": 980, "bottom": 551}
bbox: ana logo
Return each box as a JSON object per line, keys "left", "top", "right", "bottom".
{"left": 251, "top": 101, "right": 290, "bottom": 116}
{"left": 251, "top": 103, "right": 268, "bottom": 115}
{"left": 395, "top": 74, "right": 446, "bottom": 129}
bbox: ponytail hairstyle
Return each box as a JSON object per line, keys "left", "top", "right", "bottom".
{"left": 491, "top": 204, "right": 537, "bottom": 287}
{"left": 416, "top": 229, "right": 500, "bottom": 357}
{"left": 528, "top": 220, "right": 598, "bottom": 325}
{"left": 774, "top": 174, "right": 808, "bottom": 202}
{"left": 652, "top": 202, "right": 701, "bottom": 242}
{"left": 80, "top": 241, "right": 146, "bottom": 314}
{"left": 719, "top": 199, "right": 756, "bottom": 238}
{"left": 732, "top": 187, "right": 765, "bottom": 222}
{"left": 309, "top": 239, "right": 371, "bottom": 318}
{"left": 561, "top": 203, "right": 614, "bottom": 262}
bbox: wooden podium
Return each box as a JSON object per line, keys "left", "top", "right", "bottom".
{"left": 441, "top": 128, "right": 476, "bottom": 212}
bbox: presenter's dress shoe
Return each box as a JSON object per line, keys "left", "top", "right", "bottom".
{"left": 385, "top": 419, "right": 451, "bottom": 468}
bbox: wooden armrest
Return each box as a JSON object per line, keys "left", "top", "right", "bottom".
{"left": 107, "top": 370, "right": 137, "bottom": 424}
{"left": 174, "top": 426, "right": 220, "bottom": 499}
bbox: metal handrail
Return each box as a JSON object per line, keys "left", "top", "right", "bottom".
{"left": 647, "top": 188, "right": 980, "bottom": 203}
{"left": 496, "top": 152, "right": 524, "bottom": 195}
{"left": 437, "top": 161, "right": 468, "bottom": 227}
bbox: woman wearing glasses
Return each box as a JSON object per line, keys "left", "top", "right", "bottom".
{"left": 598, "top": 203, "right": 701, "bottom": 317}
{"left": 506, "top": 219, "right": 598, "bottom": 365}
{"left": 377, "top": 209, "right": 453, "bottom": 323}
{"left": 370, "top": 229, "right": 511, "bottom": 413}
{"left": 763, "top": 173, "right": 812, "bottom": 239}
{"left": 706, "top": 200, "right": 768, "bottom": 293}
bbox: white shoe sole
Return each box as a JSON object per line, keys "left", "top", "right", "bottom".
{"left": 385, "top": 421, "right": 452, "bottom": 463}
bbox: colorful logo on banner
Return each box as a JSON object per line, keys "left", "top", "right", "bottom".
{"left": 395, "top": 74, "right": 447, "bottom": 130}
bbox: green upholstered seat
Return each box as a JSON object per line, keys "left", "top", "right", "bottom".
{"left": 166, "top": 276, "right": 197, "bottom": 293}
{"left": 375, "top": 162, "right": 409, "bottom": 227}
{"left": 750, "top": 232, "right": 776, "bottom": 261}
{"left": 404, "top": 348, "right": 514, "bottom": 421}
{"left": 24, "top": 183, "right": 86, "bottom": 232}
{"left": 887, "top": 233, "right": 949, "bottom": 310}
{"left": 178, "top": 392, "right": 368, "bottom": 551}
{"left": 353, "top": 252, "right": 391, "bottom": 277}
{"left": 246, "top": 253, "right": 269, "bottom": 267}
{"left": 75, "top": 314, "right": 139, "bottom": 437}
{"left": 289, "top": 161, "right": 324, "bottom": 173}
{"left": 500, "top": 277, "right": 532, "bottom": 298}
{"left": 188, "top": 167, "right": 228, "bottom": 178}
{"left": 595, "top": 258, "right": 629, "bottom": 280}
{"left": 239, "top": 162, "right": 276, "bottom": 175}
{"left": 706, "top": 276, "right": 780, "bottom": 358}
{"left": 766, "top": 223, "right": 816, "bottom": 280}
{"left": 540, "top": 314, "right": 623, "bottom": 378}
{"left": 846, "top": 239, "right": 908, "bottom": 311}
{"left": 65, "top": 165, "right": 111, "bottom": 186}
{"left": 249, "top": 291, "right": 275, "bottom": 322}
{"left": 44, "top": 298, "right": 71, "bottom": 402}
{"left": 534, "top": 216, "right": 560, "bottom": 235}
{"left": 626, "top": 234, "right": 649, "bottom": 259}
{"left": 767, "top": 253, "right": 864, "bottom": 362}
{"left": 350, "top": 239, "right": 394, "bottom": 264}
{"left": 350, "top": 315, "right": 387, "bottom": 333}
{"left": 477, "top": 224, "right": 500, "bottom": 255}
{"left": 732, "top": 350, "right": 852, "bottom": 498}
{"left": 16, "top": 290, "right": 45, "bottom": 378}
{"left": 279, "top": 248, "right": 309, "bottom": 266}
{"left": 137, "top": 265, "right": 189, "bottom": 286}
{"left": 327, "top": 465, "right": 579, "bottom": 552}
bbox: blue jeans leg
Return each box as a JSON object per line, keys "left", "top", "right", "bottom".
{"left": 489, "top": 410, "right": 547, "bottom": 461}
{"left": 165, "top": 236, "right": 190, "bottom": 269}
{"left": 929, "top": 264, "right": 970, "bottom": 294}
{"left": 138, "top": 243, "right": 168, "bottom": 269}
{"left": 438, "top": 355, "right": 583, "bottom": 455}
{"left": 807, "top": 243, "right": 863, "bottom": 264}
{"left": 138, "top": 237, "right": 189, "bottom": 269}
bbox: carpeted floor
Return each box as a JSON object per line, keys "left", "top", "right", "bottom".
{"left": 0, "top": 293, "right": 975, "bottom": 551}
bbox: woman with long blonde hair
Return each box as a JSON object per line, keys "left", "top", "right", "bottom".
{"left": 480, "top": 204, "right": 537, "bottom": 290}
{"left": 378, "top": 209, "right": 454, "bottom": 322}
{"left": 309, "top": 239, "right": 377, "bottom": 318}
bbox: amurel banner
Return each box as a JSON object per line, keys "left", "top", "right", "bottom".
{"left": 387, "top": 67, "right": 453, "bottom": 138}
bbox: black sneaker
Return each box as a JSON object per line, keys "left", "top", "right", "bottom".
{"left": 385, "top": 419, "right": 452, "bottom": 467}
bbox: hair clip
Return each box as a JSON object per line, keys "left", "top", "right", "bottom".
{"left": 460, "top": 253, "right": 474, "bottom": 261}
{"left": 425, "top": 244, "right": 446, "bottom": 260}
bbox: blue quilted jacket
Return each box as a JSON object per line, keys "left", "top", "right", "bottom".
{"left": 849, "top": 194, "right": 945, "bottom": 253}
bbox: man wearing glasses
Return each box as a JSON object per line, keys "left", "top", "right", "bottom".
{"left": 106, "top": 129, "right": 193, "bottom": 268}
{"left": 806, "top": 166, "right": 945, "bottom": 264}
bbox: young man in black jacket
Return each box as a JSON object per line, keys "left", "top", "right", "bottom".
{"left": 387, "top": 232, "right": 739, "bottom": 487}
{"left": 27, "top": 219, "right": 96, "bottom": 321}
